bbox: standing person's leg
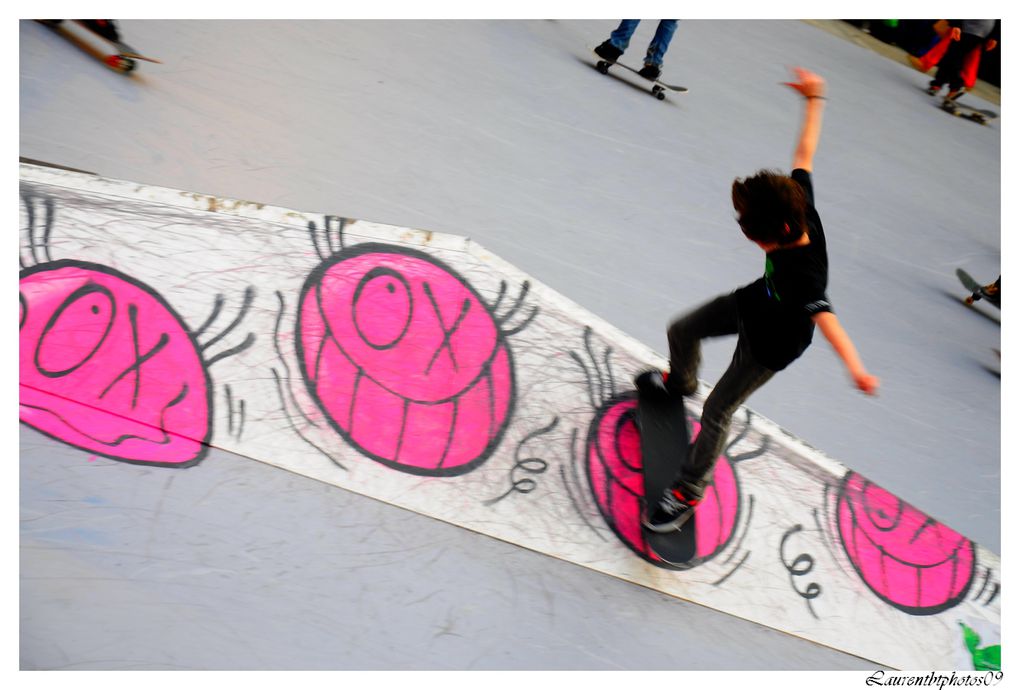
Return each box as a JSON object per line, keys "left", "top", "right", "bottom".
{"left": 608, "top": 20, "right": 641, "bottom": 51}
{"left": 932, "top": 37, "right": 964, "bottom": 91}
{"left": 673, "top": 335, "right": 774, "bottom": 501}
{"left": 595, "top": 20, "right": 641, "bottom": 61}
{"left": 945, "top": 33, "right": 984, "bottom": 99}
{"left": 644, "top": 20, "right": 679, "bottom": 66}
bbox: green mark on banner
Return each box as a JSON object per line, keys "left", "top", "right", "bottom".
{"left": 960, "top": 622, "right": 1000, "bottom": 671}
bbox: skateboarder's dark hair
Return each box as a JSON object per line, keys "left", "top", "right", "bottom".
{"left": 731, "top": 170, "right": 808, "bottom": 246}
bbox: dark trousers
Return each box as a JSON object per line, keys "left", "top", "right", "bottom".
{"left": 934, "top": 32, "right": 984, "bottom": 92}
{"left": 666, "top": 293, "right": 774, "bottom": 500}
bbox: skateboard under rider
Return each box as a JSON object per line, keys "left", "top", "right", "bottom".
{"left": 593, "top": 52, "right": 688, "bottom": 101}
{"left": 636, "top": 379, "right": 698, "bottom": 567}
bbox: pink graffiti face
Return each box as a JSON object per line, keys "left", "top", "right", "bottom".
{"left": 297, "top": 245, "right": 514, "bottom": 476}
{"left": 837, "top": 472, "right": 975, "bottom": 614}
{"left": 585, "top": 396, "right": 739, "bottom": 566}
{"left": 19, "top": 261, "right": 211, "bottom": 466}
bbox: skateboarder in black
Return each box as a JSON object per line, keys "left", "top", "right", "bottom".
{"left": 639, "top": 67, "right": 880, "bottom": 532}
{"left": 594, "top": 20, "right": 679, "bottom": 80}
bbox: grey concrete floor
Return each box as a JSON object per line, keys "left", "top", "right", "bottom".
{"left": 20, "top": 18, "right": 1000, "bottom": 670}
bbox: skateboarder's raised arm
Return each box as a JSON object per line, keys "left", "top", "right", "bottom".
{"left": 784, "top": 67, "right": 826, "bottom": 173}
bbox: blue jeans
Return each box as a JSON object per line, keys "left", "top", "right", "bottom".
{"left": 608, "top": 20, "right": 679, "bottom": 66}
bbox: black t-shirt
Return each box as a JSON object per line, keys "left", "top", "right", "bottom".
{"left": 734, "top": 169, "right": 832, "bottom": 371}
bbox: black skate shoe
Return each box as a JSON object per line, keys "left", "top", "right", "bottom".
{"left": 979, "top": 282, "right": 1001, "bottom": 307}
{"left": 594, "top": 40, "right": 623, "bottom": 62}
{"left": 638, "top": 63, "right": 662, "bottom": 80}
{"left": 634, "top": 369, "right": 670, "bottom": 400}
{"left": 643, "top": 485, "right": 698, "bottom": 533}
{"left": 79, "top": 19, "right": 122, "bottom": 42}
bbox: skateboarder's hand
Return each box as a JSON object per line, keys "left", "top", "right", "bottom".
{"left": 783, "top": 67, "right": 826, "bottom": 100}
{"left": 852, "top": 369, "right": 880, "bottom": 396}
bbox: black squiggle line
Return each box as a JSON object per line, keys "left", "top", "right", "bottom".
{"left": 271, "top": 291, "right": 321, "bottom": 430}
{"left": 713, "top": 551, "right": 750, "bottom": 586}
{"left": 205, "top": 332, "right": 255, "bottom": 367}
{"left": 723, "top": 495, "right": 755, "bottom": 565}
{"left": 308, "top": 220, "right": 327, "bottom": 261}
{"left": 22, "top": 192, "right": 39, "bottom": 267}
{"left": 201, "top": 286, "right": 255, "bottom": 352}
{"left": 559, "top": 428, "right": 608, "bottom": 541}
{"left": 582, "top": 327, "right": 606, "bottom": 404}
{"left": 780, "top": 524, "right": 822, "bottom": 619}
{"left": 236, "top": 398, "right": 246, "bottom": 440}
{"left": 225, "top": 384, "right": 235, "bottom": 435}
{"left": 501, "top": 306, "right": 538, "bottom": 337}
{"left": 497, "top": 280, "right": 531, "bottom": 325}
{"left": 42, "top": 197, "right": 55, "bottom": 263}
{"left": 569, "top": 350, "right": 598, "bottom": 411}
{"left": 602, "top": 344, "right": 616, "bottom": 397}
{"left": 326, "top": 216, "right": 347, "bottom": 252}
{"left": 194, "top": 295, "right": 225, "bottom": 339}
{"left": 484, "top": 417, "right": 559, "bottom": 505}
{"left": 270, "top": 368, "right": 346, "bottom": 470}
{"left": 490, "top": 280, "right": 509, "bottom": 314}
{"left": 984, "top": 583, "right": 1000, "bottom": 607}
{"left": 972, "top": 567, "right": 991, "bottom": 601}
{"left": 560, "top": 467, "right": 608, "bottom": 541}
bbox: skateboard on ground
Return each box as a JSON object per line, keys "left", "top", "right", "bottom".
{"left": 924, "top": 87, "right": 998, "bottom": 125}
{"left": 941, "top": 99, "right": 998, "bottom": 125}
{"left": 593, "top": 52, "right": 688, "bottom": 101}
{"left": 37, "top": 20, "right": 161, "bottom": 74}
{"left": 956, "top": 269, "right": 1000, "bottom": 308}
{"left": 636, "top": 382, "right": 697, "bottom": 567}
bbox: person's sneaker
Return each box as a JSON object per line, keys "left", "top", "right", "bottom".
{"left": 638, "top": 63, "right": 662, "bottom": 80}
{"left": 634, "top": 369, "right": 670, "bottom": 400}
{"left": 594, "top": 40, "right": 623, "bottom": 62}
{"left": 643, "top": 486, "right": 699, "bottom": 533}
{"left": 927, "top": 81, "right": 941, "bottom": 96}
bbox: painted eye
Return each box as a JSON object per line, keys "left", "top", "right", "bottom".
{"left": 353, "top": 267, "right": 412, "bottom": 350}
{"left": 35, "top": 283, "right": 115, "bottom": 377}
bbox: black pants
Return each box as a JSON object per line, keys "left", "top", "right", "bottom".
{"left": 933, "top": 32, "right": 984, "bottom": 93}
{"left": 666, "top": 293, "right": 774, "bottom": 500}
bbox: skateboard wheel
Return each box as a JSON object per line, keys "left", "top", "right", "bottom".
{"left": 656, "top": 91, "right": 666, "bottom": 101}
{"left": 596, "top": 60, "right": 609, "bottom": 74}
{"left": 105, "top": 55, "right": 136, "bottom": 73}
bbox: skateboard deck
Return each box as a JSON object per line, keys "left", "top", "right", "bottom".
{"left": 636, "top": 385, "right": 697, "bottom": 567}
{"left": 594, "top": 52, "right": 688, "bottom": 101}
{"left": 37, "top": 20, "right": 161, "bottom": 74}
{"left": 939, "top": 98, "right": 998, "bottom": 125}
{"left": 956, "top": 268, "right": 1000, "bottom": 308}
